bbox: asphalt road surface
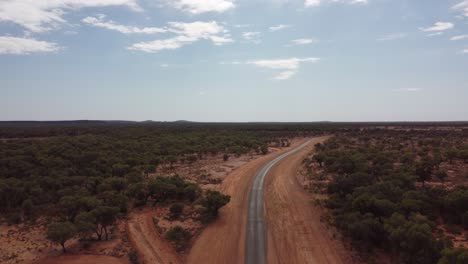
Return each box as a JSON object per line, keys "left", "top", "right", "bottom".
{"left": 245, "top": 139, "right": 313, "bottom": 264}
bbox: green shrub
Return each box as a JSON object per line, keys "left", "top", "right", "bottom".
{"left": 169, "top": 203, "right": 184, "bottom": 220}
{"left": 165, "top": 226, "right": 192, "bottom": 251}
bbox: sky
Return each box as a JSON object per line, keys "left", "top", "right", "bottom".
{"left": 1, "top": 0, "right": 468, "bottom": 122}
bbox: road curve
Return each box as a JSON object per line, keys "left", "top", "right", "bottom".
{"left": 246, "top": 139, "right": 313, "bottom": 264}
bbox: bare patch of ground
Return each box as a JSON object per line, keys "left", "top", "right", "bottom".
{"left": 0, "top": 219, "right": 51, "bottom": 264}
{"left": 0, "top": 217, "right": 131, "bottom": 264}
{"left": 35, "top": 255, "right": 129, "bottom": 264}
{"left": 127, "top": 208, "right": 181, "bottom": 264}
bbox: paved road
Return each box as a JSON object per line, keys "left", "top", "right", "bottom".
{"left": 245, "top": 139, "right": 313, "bottom": 264}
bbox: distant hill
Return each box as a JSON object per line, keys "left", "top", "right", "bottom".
{"left": 0, "top": 120, "right": 138, "bottom": 127}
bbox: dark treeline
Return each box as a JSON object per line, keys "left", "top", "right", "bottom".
{"left": 1, "top": 120, "right": 467, "bottom": 138}
{"left": 312, "top": 129, "right": 468, "bottom": 264}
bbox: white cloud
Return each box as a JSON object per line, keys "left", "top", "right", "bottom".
{"left": 233, "top": 24, "right": 250, "bottom": 28}
{"left": 453, "top": 1, "right": 468, "bottom": 17}
{"left": 290, "top": 38, "right": 317, "bottom": 45}
{"left": 393, "top": 88, "right": 423, "bottom": 92}
{"left": 427, "top": 32, "right": 443, "bottom": 37}
{"left": 305, "top": 0, "right": 368, "bottom": 7}
{"left": 305, "top": 0, "right": 321, "bottom": 7}
{"left": 274, "top": 71, "right": 296, "bottom": 80}
{"left": 419, "top": 22, "right": 454, "bottom": 32}
{"left": 209, "top": 35, "right": 234, "bottom": 45}
{"left": 377, "top": 33, "right": 406, "bottom": 41}
{"left": 246, "top": 57, "right": 319, "bottom": 80}
{"left": 463, "top": 49, "right": 468, "bottom": 54}
{"left": 128, "top": 21, "right": 233, "bottom": 53}
{"left": 0, "top": 0, "right": 140, "bottom": 33}
{"left": 242, "top": 31, "right": 261, "bottom": 44}
{"left": 82, "top": 15, "right": 167, "bottom": 34}
{"left": 163, "top": 0, "right": 235, "bottom": 14}
{"left": 450, "top": 34, "right": 468, "bottom": 41}
{"left": 269, "top": 24, "right": 291, "bottom": 32}
{"left": 219, "top": 60, "right": 242, "bottom": 65}
{"left": 0, "top": 36, "right": 60, "bottom": 55}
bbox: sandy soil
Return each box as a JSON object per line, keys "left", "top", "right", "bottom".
{"left": 187, "top": 139, "right": 310, "bottom": 264}
{"left": 264, "top": 136, "right": 356, "bottom": 264}
{"left": 0, "top": 220, "right": 52, "bottom": 264}
{"left": 35, "top": 255, "right": 129, "bottom": 264}
{"left": 127, "top": 208, "right": 181, "bottom": 264}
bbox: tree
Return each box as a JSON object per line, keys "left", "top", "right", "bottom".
{"left": 21, "top": 199, "right": 34, "bottom": 221}
{"left": 58, "top": 196, "right": 82, "bottom": 222}
{"left": 313, "top": 153, "right": 325, "bottom": 167}
{"left": 92, "top": 206, "right": 120, "bottom": 240}
{"left": 384, "top": 213, "right": 443, "bottom": 264}
{"left": 46, "top": 221, "right": 77, "bottom": 253}
{"left": 200, "top": 190, "right": 230, "bottom": 220}
{"left": 183, "top": 184, "right": 201, "bottom": 202}
{"left": 148, "top": 178, "right": 177, "bottom": 202}
{"left": 435, "top": 170, "right": 448, "bottom": 183}
{"left": 438, "top": 248, "right": 468, "bottom": 264}
{"left": 260, "top": 145, "right": 269, "bottom": 155}
{"left": 415, "top": 160, "right": 434, "bottom": 187}
{"left": 165, "top": 155, "right": 178, "bottom": 169}
{"left": 75, "top": 212, "right": 97, "bottom": 239}
{"left": 445, "top": 149, "right": 458, "bottom": 164}
{"left": 165, "top": 226, "right": 192, "bottom": 251}
{"left": 143, "top": 165, "right": 156, "bottom": 177}
{"left": 169, "top": 203, "right": 184, "bottom": 219}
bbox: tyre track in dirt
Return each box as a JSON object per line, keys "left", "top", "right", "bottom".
{"left": 264, "top": 136, "right": 352, "bottom": 264}
{"left": 127, "top": 210, "right": 181, "bottom": 264}
{"left": 246, "top": 140, "right": 313, "bottom": 264}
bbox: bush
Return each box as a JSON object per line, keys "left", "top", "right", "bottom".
{"left": 169, "top": 203, "right": 184, "bottom": 220}
{"left": 128, "top": 250, "right": 140, "bottom": 264}
{"left": 200, "top": 190, "right": 230, "bottom": 222}
{"left": 165, "top": 226, "right": 192, "bottom": 251}
{"left": 46, "top": 221, "right": 77, "bottom": 253}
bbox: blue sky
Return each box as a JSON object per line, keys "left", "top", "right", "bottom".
{"left": 1, "top": 0, "right": 468, "bottom": 122}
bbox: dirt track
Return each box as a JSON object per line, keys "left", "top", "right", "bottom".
{"left": 265, "top": 137, "right": 352, "bottom": 264}
{"left": 187, "top": 139, "right": 310, "bottom": 264}
{"left": 35, "top": 255, "right": 129, "bottom": 264}
{"left": 127, "top": 210, "right": 181, "bottom": 264}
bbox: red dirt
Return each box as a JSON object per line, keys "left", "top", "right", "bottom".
{"left": 187, "top": 139, "right": 309, "bottom": 264}
{"left": 264, "top": 136, "right": 356, "bottom": 264}
{"left": 34, "top": 255, "right": 129, "bottom": 264}
{"left": 187, "top": 138, "right": 356, "bottom": 264}
{"left": 127, "top": 208, "right": 181, "bottom": 264}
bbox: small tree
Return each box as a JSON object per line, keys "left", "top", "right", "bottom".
{"left": 313, "top": 153, "right": 325, "bottom": 167}
{"left": 183, "top": 184, "right": 201, "bottom": 202}
{"left": 435, "top": 169, "right": 448, "bottom": 183}
{"left": 169, "top": 203, "right": 184, "bottom": 219}
{"left": 165, "top": 226, "right": 192, "bottom": 251}
{"left": 200, "top": 190, "right": 230, "bottom": 221}
{"left": 46, "top": 221, "right": 77, "bottom": 253}
{"left": 143, "top": 165, "right": 156, "bottom": 178}
{"left": 21, "top": 199, "right": 34, "bottom": 221}
{"left": 92, "top": 206, "right": 120, "bottom": 240}
{"left": 415, "top": 160, "right": 434, "bottom": 187}
{"left": 260, "top": 145, "right": 269, "bottom": 155}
